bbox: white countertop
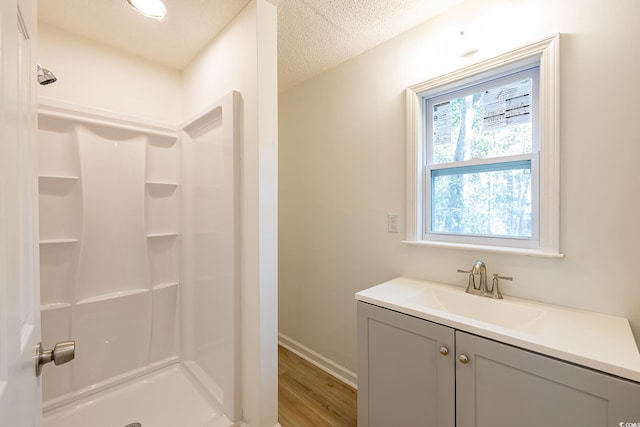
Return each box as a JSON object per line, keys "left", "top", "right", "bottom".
{"left": 355, "top": 276, "right": 640, "bottom": 383}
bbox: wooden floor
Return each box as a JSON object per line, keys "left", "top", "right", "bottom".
{"left": 278, "top": 345, "right": 357, "bottom": 427}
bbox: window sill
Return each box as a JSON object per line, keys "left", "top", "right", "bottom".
{"left": 402, "top": 239, "right": 564, "bottom": 259}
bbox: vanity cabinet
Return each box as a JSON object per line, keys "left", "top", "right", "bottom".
{"left": 357, "top": 300, "right": 455, "bottom": 426}
{"left": 358, "top": 301, "right": 640, "bottom": 427}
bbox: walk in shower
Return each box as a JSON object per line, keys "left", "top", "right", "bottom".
{"left": 37, "top": 92, "right": 241, "bottom": 427}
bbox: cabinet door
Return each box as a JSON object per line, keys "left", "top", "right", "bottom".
{"left": 357, "top": 302, "right": 455, "bottom": 427}
{"left": 456, "top": 331, "right": 640, "bottom": 427}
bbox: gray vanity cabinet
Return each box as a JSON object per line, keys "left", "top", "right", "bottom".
{"left": 456, "top": 331, "right": 640, "bottom": 427}
{"left": 357, "top": 301, "right": 455, "bottom": 427}
{"left": 358, "top": 301, "right": 640, "bottom": 427}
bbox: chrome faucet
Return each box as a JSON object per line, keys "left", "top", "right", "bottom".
{"left": 457, "top": 260, "right": 487, "bottom": 296}
{"left": 457, "top": 261, "right": 512, "bottom": 299}
{"left": 472, "top": 261, "right": 488, "bottom": 294}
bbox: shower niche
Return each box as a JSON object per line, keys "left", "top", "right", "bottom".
{"left": 37, "top": 92, "right": 240, "bottom": 421}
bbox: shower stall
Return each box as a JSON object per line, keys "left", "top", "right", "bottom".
{"left": 37, "top": 92, "right": 241, "bottom": 427}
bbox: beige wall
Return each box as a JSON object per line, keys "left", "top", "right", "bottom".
{"left": 279, "top": 0, "right": 640, "bottom": 375}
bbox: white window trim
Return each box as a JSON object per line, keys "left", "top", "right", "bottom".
{"left": 405, "top": 34, "right": 563, "bottom": 258}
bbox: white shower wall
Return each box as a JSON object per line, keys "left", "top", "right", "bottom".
{"left": 38, "top": 2, "right": 278, "bottom": 424}
{"left": 38, "top": 93, "right": 240, "bottom": 420}
{"left": 38, "top": 109, "right": 180, "bottom": 405}
{"left": 180, "top": 93, "right": 241, "bottom": 420}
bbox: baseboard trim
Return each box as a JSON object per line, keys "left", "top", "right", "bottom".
{"left": 278, "top": 333, "right": 358, "bottom": 389}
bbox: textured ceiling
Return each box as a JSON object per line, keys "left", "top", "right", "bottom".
{"left": 38, "top": 0, "right": 463, "bottom": 91}
{"left": 272, "top": 0, "right": 463, "bottom": 90}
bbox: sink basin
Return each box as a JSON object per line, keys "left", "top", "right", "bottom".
{"left": 356, "top": 276, "right": 640, "bottom": 382}
{"left": 406, "top": 286, "right": 545, "bottom": 330}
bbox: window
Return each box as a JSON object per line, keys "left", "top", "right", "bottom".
{"left": 426, "top": 67, "right": 539, "bottom": 247}
{"left": 405, "top": 35, "right": 561, "bottom": 257}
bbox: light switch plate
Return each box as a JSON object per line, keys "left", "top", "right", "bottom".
{"left": 387, "top": 213, "right": 399, "bottom": 233}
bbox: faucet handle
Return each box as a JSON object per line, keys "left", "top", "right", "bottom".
{"left": 489, "top": 274, "right": 513, "bottom": 299}
{"left": 457, "top": 269, "right": 479, "bottom": 294}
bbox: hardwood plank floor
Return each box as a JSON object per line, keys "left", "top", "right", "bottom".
{"left": 278, "top": 345, "right": 357, "bottom": 427}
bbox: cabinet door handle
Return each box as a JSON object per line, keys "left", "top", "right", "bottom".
{"left": 439, "top": 346, "right": 449, "bottom": 356}
{"left": 458, "top": 354, "right": 469, "bottom": 364}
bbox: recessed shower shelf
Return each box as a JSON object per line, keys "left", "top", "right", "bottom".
{"left": 145, "top": 180, "right": 179, "bottom": 187}
{"left": 152, "top": 282, "right": 179, "bottom": 291}
{"left": 38, "top": 174, "right": 80, "bottom": 181}
{"left": 76, "top": 288, "right": 149, "bottom": 305}
{"left": 40, "top": 238, "right": 79, "bottom": 245}
{"left": 146, "top": 232, "right": 179, "bottom": 238}
{"left": 40, "top": 302, "right": 73, "bottom": 311}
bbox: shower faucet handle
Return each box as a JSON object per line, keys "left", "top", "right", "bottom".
{"left": 35, "top": 340, "right": 75, "bottom": 376}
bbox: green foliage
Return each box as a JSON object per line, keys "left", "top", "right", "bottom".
{"left": 433, "top": 93, "right": 532, "bottom": 164}
{"left": 430, "top": 90, "right": 533, "bottom": 238}
{"left": 432, "top": 169, "right": 531, "bottom": 237}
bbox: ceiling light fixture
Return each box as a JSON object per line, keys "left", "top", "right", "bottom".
{"left": 126, "top": 0, "right": 167, "bottom": 21}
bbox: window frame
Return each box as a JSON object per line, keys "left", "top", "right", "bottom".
{"left": 424, "top": 66, "right": 540, "bottom": 248}
{"left": 405, "top": 34, "right": 562, "bottom": 258}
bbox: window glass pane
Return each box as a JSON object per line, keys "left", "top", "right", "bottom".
{"left": 431, "top": 77, "right": 533, "bottom": 164}
{"left": 431, "top": 163, "right": 532, "bottom": 238}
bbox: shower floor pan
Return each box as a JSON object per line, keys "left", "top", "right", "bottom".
{"left": 43, "top": 364, "right": 235, "bottom": 427}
